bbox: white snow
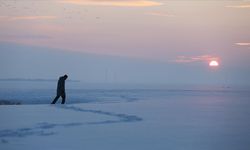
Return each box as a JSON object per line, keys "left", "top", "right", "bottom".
{"left": 1, "top": 95, "right": 250, "bottom": 150}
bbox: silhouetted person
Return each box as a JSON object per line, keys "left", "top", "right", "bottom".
{"left": 51, "top": 75, "right": 68, "bottom": 104}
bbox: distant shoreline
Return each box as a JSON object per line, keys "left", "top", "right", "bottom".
{"left": 0, "top": 78, "right": 80, "bottom": 82}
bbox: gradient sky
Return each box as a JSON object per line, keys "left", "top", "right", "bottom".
{"left": 0, "top": 0, "right": 250, "bottom": 86}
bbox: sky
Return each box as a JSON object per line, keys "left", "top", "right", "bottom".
{"left": 0, "top": 0, "right": 250, "bottom": 86}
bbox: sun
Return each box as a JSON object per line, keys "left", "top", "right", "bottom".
{"left": 209, "top": 60, "right": 219, "bottom": 67}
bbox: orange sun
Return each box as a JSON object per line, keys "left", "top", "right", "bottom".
{"left": 209, "top": 60, "right": 219, "bottom": 67}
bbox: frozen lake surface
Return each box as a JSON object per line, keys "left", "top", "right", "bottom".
{"left": 0, "top": 81, "right": 250, "bottom": 150}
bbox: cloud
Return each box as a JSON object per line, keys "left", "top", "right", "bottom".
{"left": 0, "top": 16, "right": 57, "bottom": 21}
{"left": 59, "top": 0, "right": 163, "bottom": 7}
{"left": 235, "top": 42, "right": 250, "bottom": 46}
{"left": 2, "top": 34, "right": 52, "bottom": 40}
{"left": 146, "top": 12, "right": 175, "bottom": 17}
{"left": 225, "top": 4, "right": 250, "bottom": 8}
{"left": 173, "top": 55, "right": 219, "bottom": 63}
{"left": 0, "top": 16, "right": 8, "bottom": 19}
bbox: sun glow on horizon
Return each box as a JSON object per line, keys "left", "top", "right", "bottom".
{"left": 209, "top": 60, "right": 219, "bottom": 67}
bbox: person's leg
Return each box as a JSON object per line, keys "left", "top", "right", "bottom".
{"left": 61, "top": 93, "right": 66, "bottom": 104}
{"left": 51, "top": 95, "right": 60, "bottom": 104}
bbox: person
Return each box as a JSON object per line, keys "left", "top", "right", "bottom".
{"left": 51, "top": 74, "right": 68, "bottom": 104}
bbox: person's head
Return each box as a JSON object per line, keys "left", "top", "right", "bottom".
{"left": 63, "top": 74, "right": 68, "bottom": 80}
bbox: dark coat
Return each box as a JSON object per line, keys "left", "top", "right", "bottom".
{"left": 57, "top": 76, "right": 66, "bottom": 95}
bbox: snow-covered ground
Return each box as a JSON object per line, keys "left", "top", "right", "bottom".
{"left": 1, "top": 92, "right": 250, "bottom": 150}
